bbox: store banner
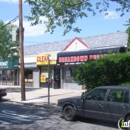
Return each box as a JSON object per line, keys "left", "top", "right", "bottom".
{"left": 57, "top": 47, "right": 122, "bottom": 64}
{"left": 0, "top": 60, "right": 8, "bottom": 68}
{"left": 0, "top": 59, "right": 19, "bottom": 69}
{"left": 36, "top": 52, "right": 57, "bottom": 65}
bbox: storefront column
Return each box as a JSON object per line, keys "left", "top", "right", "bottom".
{"left": 33, "top": 68, "right": 40, "bottom": 88}
{"left": 60, "top": 65, "right": 63, "bottom": 89}
{"left": 17, "top": 69, "right": 19, "bottom": 85}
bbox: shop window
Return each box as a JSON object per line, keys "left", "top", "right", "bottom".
{"left": 0, "top": 70, "right": 13, "bottom": 81}
{"left": 25, "top": 69, "right": 33, "bottom": 82}
{"left": 0, "top": 70, "right": 17, "bottom": 85}
{"left": 64, "top": 67, "right": 77, "bottom": 83}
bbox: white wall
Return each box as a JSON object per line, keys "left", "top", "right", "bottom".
{"left": 24, "top": 55, "right": 36, "bottom": 63}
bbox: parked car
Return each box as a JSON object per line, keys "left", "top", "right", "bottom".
{"left": 56, "top": 86, "right": 130, "bottom": 123}
{"left": 0, "top": 88, "right": 7, "bottom": 101}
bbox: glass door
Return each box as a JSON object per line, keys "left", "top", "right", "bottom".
{"left": 54, "top": 69, "right": 60, "bottom": 89}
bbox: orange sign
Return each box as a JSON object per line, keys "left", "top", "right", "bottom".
{"left": 37, "top": 55, "right": 49, "bottom": 62}
{"left": 40, "top": 74, "right": 46, "bottom": 83}
{"left": 36, "top": 53, "right": 57, "bottom": 65}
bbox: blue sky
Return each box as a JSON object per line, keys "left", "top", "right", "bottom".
{"left": 0, "top": 0, "right": 129, "bottom": 46}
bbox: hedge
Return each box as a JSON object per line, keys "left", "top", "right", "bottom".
{"left": 72, "top": 52, "right": 130, "bottom": 91}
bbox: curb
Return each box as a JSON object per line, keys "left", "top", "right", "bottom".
{"left": 7, "top": 100, "right": 62, "bottom": 112}
{"left": 8, "top": 99, "right": 57, "bottom": 109}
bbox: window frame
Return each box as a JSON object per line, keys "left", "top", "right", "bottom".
{"left": 85, "top": 88, "right": 107, "bottom": 101}
{"left": 106, "top": 89, "right": 126, "bottom": 103}
{"left": 123, "top": 90, "right": 129, "bottom": 104}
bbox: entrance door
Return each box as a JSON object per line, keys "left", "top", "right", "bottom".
{"left": 54, "top": 69, "right": 60, "bottom": 89}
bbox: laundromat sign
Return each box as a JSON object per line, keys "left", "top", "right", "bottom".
{"left": 36, "top": 53, "right": 57, "bottom": 65}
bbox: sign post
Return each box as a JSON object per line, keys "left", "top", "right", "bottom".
{"left": 48, "top": 55, "right": 50, "bottom": 105}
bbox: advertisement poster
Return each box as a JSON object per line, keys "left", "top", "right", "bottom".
{"left": 65, "top": 70, "right": 71, "bottom": 82}
{"left": 40, "top": 74, "right": 46, "bottom": 83}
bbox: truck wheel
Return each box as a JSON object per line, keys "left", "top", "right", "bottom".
{"left": 63, "top": 105, "right": 76, "bottom": 121}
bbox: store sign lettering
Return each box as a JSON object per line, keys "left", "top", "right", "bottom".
{"left": 58, "top": 54, "right": 108, "bottom": 63}
{"left": 89, "top": 55, "right": 100, "bottom": 59}
{"left": 0, "top": 61, "right": 8, "bottom": 68}
{"left": 36, "top": 53, "right": 57, "bottom": 65}
{"left": 37, "top": 56, "right": 49, "bottom": 62}
{"left": 59, "top": 56, "right": 88, "bottom": 63}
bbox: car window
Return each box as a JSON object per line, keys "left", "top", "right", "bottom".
{"left": 86, "top": 89, "right": 107, "bottom": 101}
{"left": 123, "top": 91, "right": 129, "bottom": 103}
{"left": 107, "top": 90, "right": 124, "bottom": 102}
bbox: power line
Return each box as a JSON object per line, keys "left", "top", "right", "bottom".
{"left": 0, "top": 16, "right": 18, "bottom": 30}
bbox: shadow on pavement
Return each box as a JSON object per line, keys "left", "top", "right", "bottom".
{"left": 60, "top": 116, "right": 118, "bottom": 129}
{"left": 0, "top": 102, "right": 61, "bottom": 130}
{"left": 0, "top": 102, "right": 118, "bottom": 130}
{"left": 78, "top": 117, "right": 117, "bottom": 129}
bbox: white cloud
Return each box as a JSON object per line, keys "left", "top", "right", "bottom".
{"left": 10, "top": 17, "right": 48, "bottom": 37}
{"left": 0, "top": 0, "right": 18, "bottom": 3}
{"left": 104, "top": 11, "right": 120, "bottom": 20}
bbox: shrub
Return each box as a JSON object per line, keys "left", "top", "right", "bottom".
{"left": 72, "top": 52, "right": 130, "bottom": 91}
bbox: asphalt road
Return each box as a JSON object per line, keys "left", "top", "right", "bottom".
{"left": 0, "top": 101, "right": 119, "bottom": 130}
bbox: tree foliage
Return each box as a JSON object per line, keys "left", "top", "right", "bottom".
{"left": 25, "top": 0, "right": 130, "bottom": 35}
{"left": 126, "top": 27, "right": 130, "bottom": 51}
{"left": 72, "top": 52, "right": 130, "bottom": 91}
{"left": 0, "top": 20, "right": 19, "bottom": 61}
{"left": 124, "top": 19, "right": 130, "bottom": 50}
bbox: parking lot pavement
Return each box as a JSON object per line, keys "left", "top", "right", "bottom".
{"left": 0, "top": 101, "right": 119, "bottom": 130}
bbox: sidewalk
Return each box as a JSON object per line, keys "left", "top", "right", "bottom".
{"left": 1, "top": 85, "right": 86, "bottom": 106}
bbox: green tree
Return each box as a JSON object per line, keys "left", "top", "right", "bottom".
{"left": 124, "top": 19, "right": 130, "bottom": 51}
{"left": 126, "top": 27, "right": 130, "bottom": 51}
{"left": 124, "top": 19, "right": 130, "bottom": 27}
{"left": 25, "top": 0, "right": 130, "bottom": 35}
{"left": 0, "top": 20, "right": 19, "bottom": 61}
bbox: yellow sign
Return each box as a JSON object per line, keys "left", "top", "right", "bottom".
{"left": 40, "top": 74, "right": 46, "bottom": 83}
{"left": 36, "top": 52, "right": 57, "bottom": 65}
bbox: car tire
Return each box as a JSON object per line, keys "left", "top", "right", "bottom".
{"left": 63, "top": 105, "right": 76, "bottom": 121}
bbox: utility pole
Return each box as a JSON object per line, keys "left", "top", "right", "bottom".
{"left": 19, "top": 0, "right": 26, "bottom": 101}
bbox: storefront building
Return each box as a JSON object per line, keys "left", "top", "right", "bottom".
{"left": 0, "top": 58, "right": 19, "bottom": 85}
{"left": 23, "top": 32, "right": 128, "bottom": 89}
{"left": 36, "top": 51, "right": 61, "bottom": 88}
{"left": 24, "top": 55, "right": 37, "bottom": 87}
{"left": 57, "top": 37, "right": 127, "bottom": 90}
